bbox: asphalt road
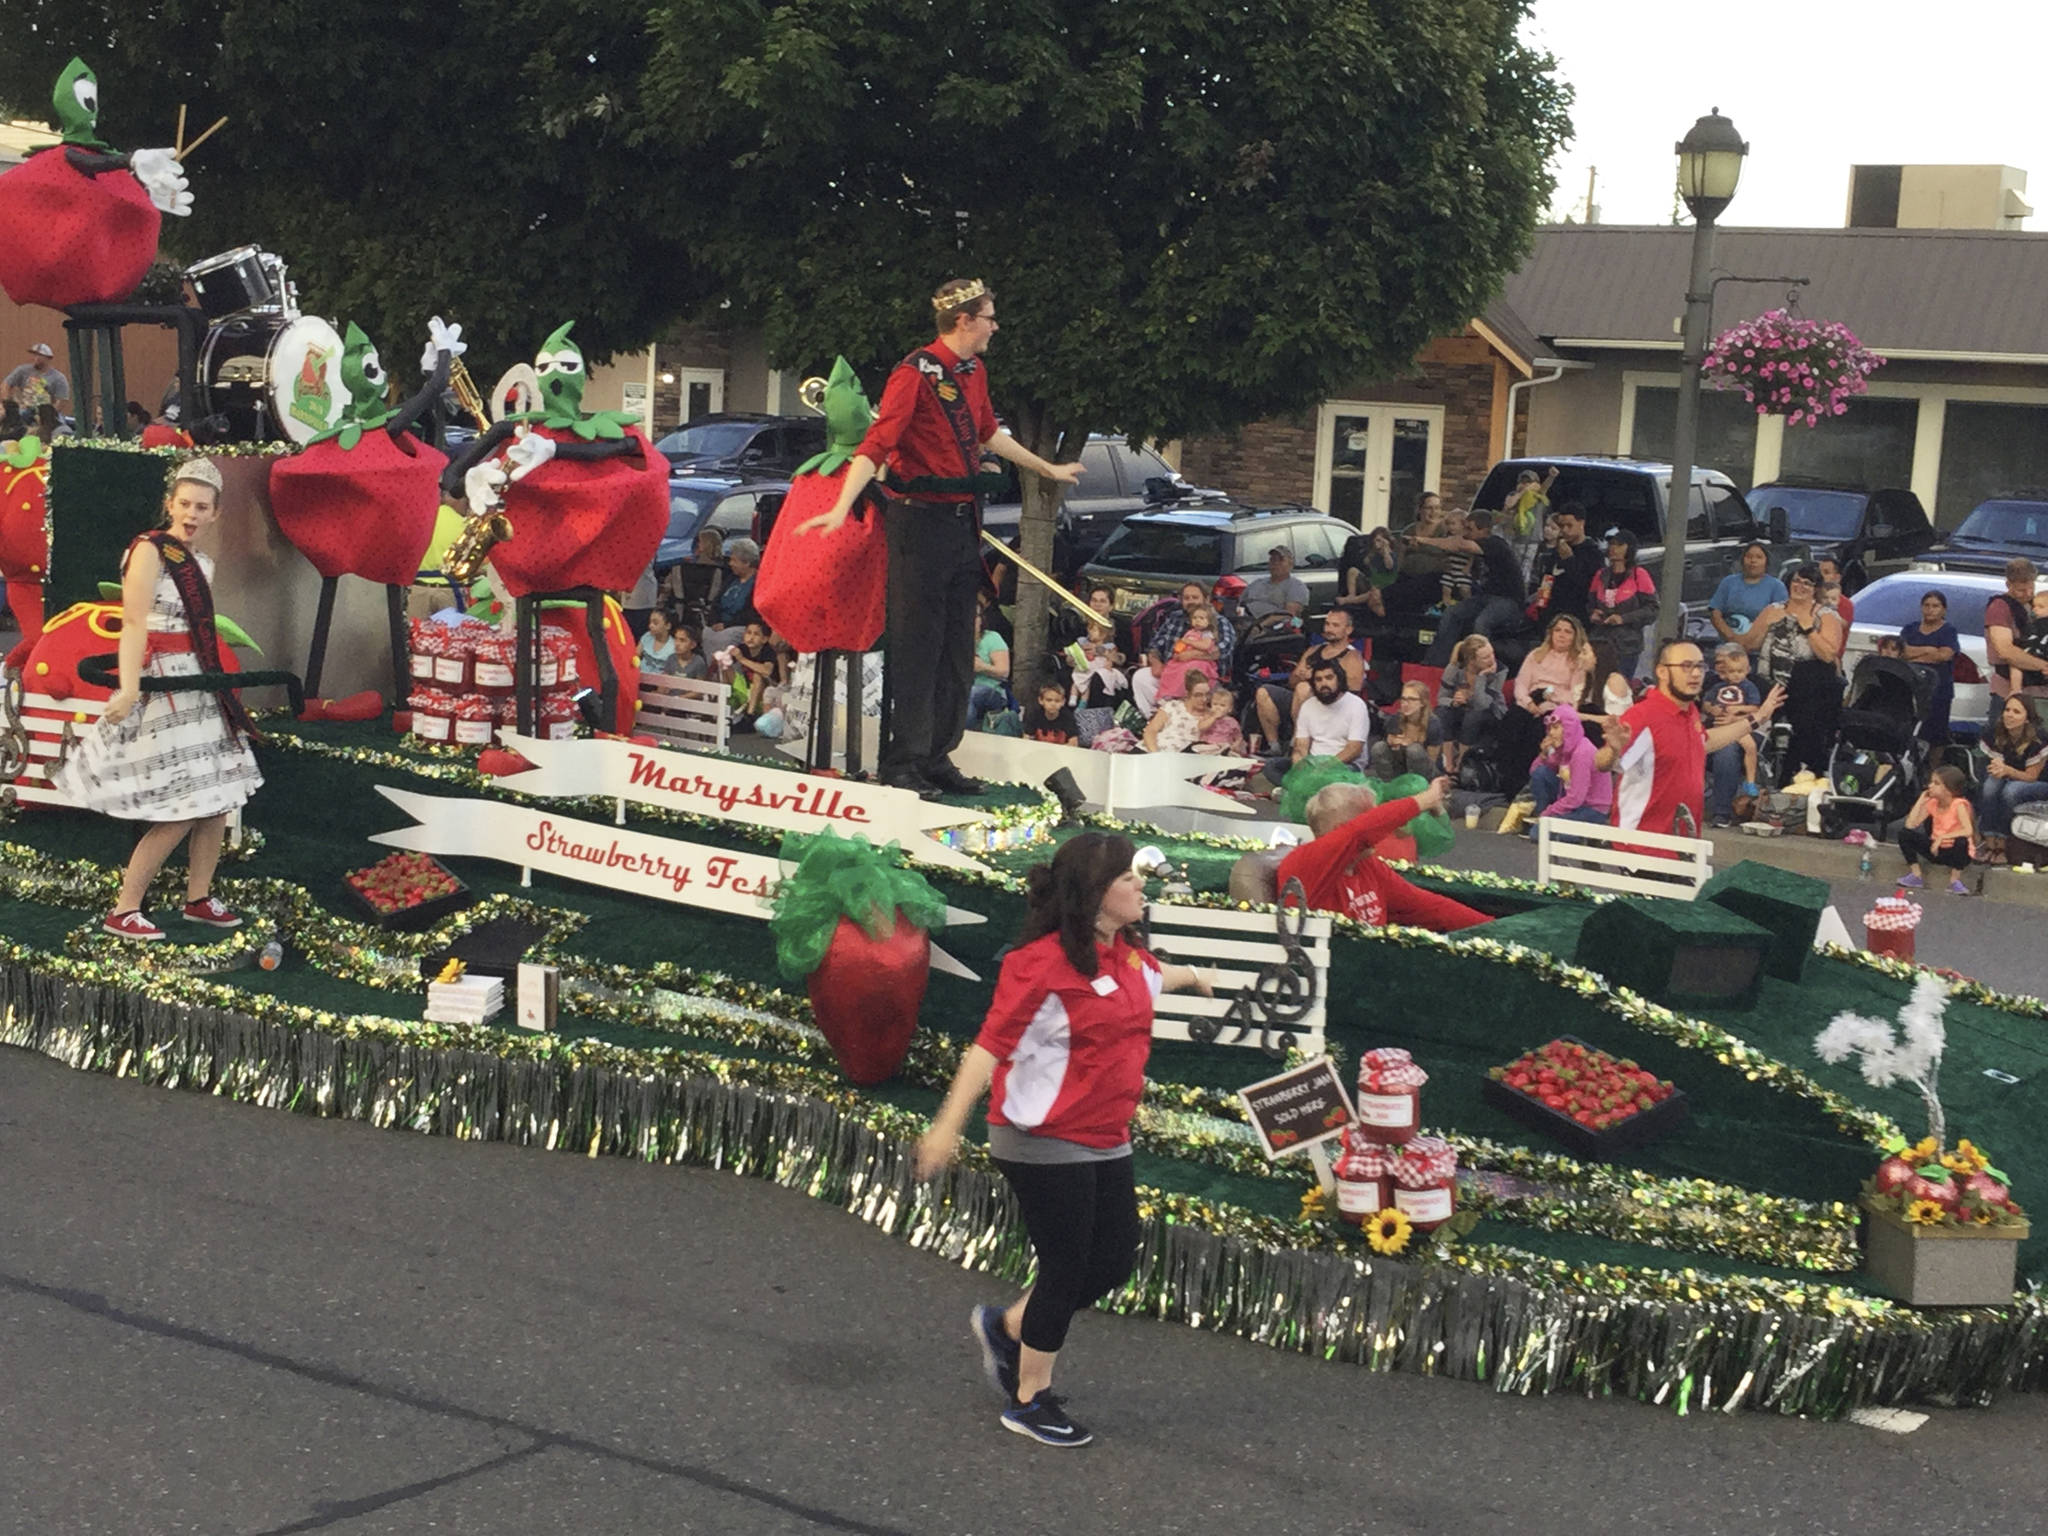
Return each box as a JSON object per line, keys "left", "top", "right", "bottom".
{"left": 6, "top": 1047, "right": 2046, "bottom": 1536}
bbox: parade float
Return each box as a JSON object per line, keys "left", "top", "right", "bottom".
{"left": 0, "top": 86, "right": 2039, "bottom": 1409}
{"left": 0, "top": 438, "right": 2043, "bottom": 1425}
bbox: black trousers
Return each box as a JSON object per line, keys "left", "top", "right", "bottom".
{"left": 883, "top": 499, "right": 982, "bottom": 777}
{"left": 1783, "top": 659, "right": 1842, "bottom": 779}
{"left": 1899, "top": 824, "right": 1971, "bottom": 871}
{"left": 993, "top": 1154, "right": 1142, "bottom": 1354}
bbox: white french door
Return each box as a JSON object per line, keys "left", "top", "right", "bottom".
{"left": 1313, "top": 402, "right": 1445, "bottom": 530}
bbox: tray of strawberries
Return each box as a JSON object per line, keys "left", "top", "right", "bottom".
{"left": 342, "top": 851, "right": 475, "bottom": 931}
{"left": 1482, "top": 1036, "right": 1687, "bottom": 1157}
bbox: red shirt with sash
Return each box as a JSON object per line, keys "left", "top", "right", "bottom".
{"left": 854, "top": 336, "right": 998, "bottom": 504}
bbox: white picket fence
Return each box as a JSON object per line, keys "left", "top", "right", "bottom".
{"left": 1534, "top": 817, "right": 1713, "bottom": 899}
{"left": 1143, "top": 899, "right": 1331, "bottom": 1056}
{"left": 637, "top": 674, "right": 729, "bottom": 753}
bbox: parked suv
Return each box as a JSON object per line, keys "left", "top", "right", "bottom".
{"left": 983, "top": 434, "right": 1223, "bottom": 575}
{"left": 1744, "top": 479, "right": 1936, "bottom": 591}
{"left": 654, "top": 414, "right": 826, "bottom": 477}
{"left": 654, "top": 474, "right": 791, "bottom": 577}
{"left": 1079, "top": 504, "right": 1355, "bottom": 617}
{"left": 1914, "top": 496, "right": 2048, "bottom": 577}
{"left": 1471, "top": 456, "right": 1809, "bottom": 636}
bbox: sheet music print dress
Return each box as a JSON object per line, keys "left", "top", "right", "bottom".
{"left": 51, "top": 549, "right": 262, "bottom": 820}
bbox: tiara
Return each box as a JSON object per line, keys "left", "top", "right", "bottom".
{"left": 933, "top": 278, "right": 988, "bottom": 312}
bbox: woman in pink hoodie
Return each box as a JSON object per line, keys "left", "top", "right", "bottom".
{"left": 1525, "top": 703, "right": 1613, "bottom": 831}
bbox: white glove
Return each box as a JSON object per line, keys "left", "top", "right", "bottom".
{"left": 504, "top": 432, "right": 557, "bottom": 483}
{"left": 128, "top": 148, "right": 193, "bottom": 217}
{"left": 420, "top": 315, "right": 466, "bottom": 373}
{"left": 463, "top": 462, "right": 508, "bottom": 514}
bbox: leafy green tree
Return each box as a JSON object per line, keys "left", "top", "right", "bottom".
{"left": 640, "top": 0, "right": 1571, "bottom": 669}
{"left": 0, "top": 1, "right": 711, "bottom": 383}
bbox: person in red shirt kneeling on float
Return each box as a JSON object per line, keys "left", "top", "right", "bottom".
{"left": 916, "top": 833, "right": 1213, "bottom": 1449}
{"left": 1275, "top": 775, "right": 1491, "bottom": 932}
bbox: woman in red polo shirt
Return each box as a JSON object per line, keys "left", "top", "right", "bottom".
{"left": 915, "top": 832, "right": 1211, "bottom": 1448}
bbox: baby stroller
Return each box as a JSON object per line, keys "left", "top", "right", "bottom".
{"left": 1823, "top": 655, "right": 1935, "bottom": 833}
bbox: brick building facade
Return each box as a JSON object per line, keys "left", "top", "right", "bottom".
{"left": 1179, "top": 326, "right": 1533, "bottom": 529}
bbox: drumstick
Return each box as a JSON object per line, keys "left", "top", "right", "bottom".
{"left": 175, "top": 116, "right": 228, "bottom": 162}
{"left": 175, "top": 104, "right": 187, "bottom": 157}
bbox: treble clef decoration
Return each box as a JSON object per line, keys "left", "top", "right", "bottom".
{"left": 1189, "top": 877, "right": 1319, "bottom": 1058}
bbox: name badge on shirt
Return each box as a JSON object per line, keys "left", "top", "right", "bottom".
{"left": 1091, "top": 973, "right": 1120, "bottom": 996}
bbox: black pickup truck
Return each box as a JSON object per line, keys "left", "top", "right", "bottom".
{"left": 1472, "top": 456, "right": 1810, "bottom": 638}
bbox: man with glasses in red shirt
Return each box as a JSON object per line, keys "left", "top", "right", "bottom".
{"left": 800, "top": 278, "right": 1084, "bottom": 798}
{"left": 1602, "top": 638, "right": 1783, "bottom": 835}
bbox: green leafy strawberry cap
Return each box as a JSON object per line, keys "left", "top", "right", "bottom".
{"left": 53, "top": 58, "right": 111, "bottom": 150}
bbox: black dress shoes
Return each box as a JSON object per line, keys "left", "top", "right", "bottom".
{"left": 882, "top": 769, "right": 944, "bottom": 800}
{"left": 927, "top": 760, "right": 986, "bottom": 795}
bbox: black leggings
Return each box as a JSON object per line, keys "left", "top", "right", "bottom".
{"left": 1899, "top": 824, "right": 1971, "bottom": 871}
{"left": 993, "top": 1154, "right": 1142, "bottom": 1353}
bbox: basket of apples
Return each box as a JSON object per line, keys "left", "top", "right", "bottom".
{"left": 1482, "top": 1036, "right": 1687, "bottom": 1157}
{"left": 343, "top": 851, "right": 474, "bottom": 931}
{"left": 1861, "top": 1134, "right": 2028, "bottom": 1307}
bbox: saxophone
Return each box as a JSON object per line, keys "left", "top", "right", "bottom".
{"left": 444, "top": 507, "right": 513, "bottom": 583}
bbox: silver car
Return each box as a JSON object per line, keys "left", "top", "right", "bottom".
{"left": 1837, "top": 571, "right": 2043, "bottom": 737}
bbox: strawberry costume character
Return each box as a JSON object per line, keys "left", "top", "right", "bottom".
{"left": 753, "top": 357, "right": 888, "bottom": 655}
{"left": 441, "top": 323, "right": 667, "bottom": 734}
{"left": 269, "top": 318, "right": 465, "bottom": 712}
{"left": 0, "top": 58, "right": 193, "bottom": 311}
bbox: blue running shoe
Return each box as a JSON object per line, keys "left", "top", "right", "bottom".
{"left": 1002, "top": 1390, "right": 1092, "bottom": 1448}
{"left": 971, "top": 1305, "right": 1019, "bottom": 1401}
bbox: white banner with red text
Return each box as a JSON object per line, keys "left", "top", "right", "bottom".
{"left": 497, "top": 732, "right": 995, "bottom": 870}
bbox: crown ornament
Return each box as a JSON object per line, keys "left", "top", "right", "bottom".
{"left": 932, "top": 278, "right": 988, "bottom": 313}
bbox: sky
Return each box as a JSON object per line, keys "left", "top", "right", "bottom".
{"left": 1524, "top": 0, "right": 2048, "bottom": 229}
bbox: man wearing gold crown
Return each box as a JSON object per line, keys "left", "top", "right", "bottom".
{"left": 798, "top": 278, "right": 1084, "bottom": 798}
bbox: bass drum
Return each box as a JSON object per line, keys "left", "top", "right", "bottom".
{"left": 196, "top": 314, "right": 345, "bottom": 444}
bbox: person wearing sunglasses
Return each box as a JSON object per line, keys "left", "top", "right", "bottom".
{"left": 1598, "top": 638, "right": 1784, "bottom": 836}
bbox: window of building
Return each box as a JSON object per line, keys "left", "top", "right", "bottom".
{"left": 1936, "top": 401, "right": 2048, "bottom": 527}
{"left": 1777, "top": 396, "right": 1917, "bottom": 488}
{"left": 1628, "top": 385, "right": 1761, "bottom": 491}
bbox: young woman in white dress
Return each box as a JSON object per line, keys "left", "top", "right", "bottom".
{"left": 54, "top": 457, "right": 263, "bottom": 939}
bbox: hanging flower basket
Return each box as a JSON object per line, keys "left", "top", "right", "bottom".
{"left": 1703, "top": 308, "right": 1884, "bottom": 427}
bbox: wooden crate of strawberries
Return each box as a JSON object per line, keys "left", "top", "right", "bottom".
{"left": 342, "top": 852, "right": 475, "bottom": 931}
{"left": 1481, "top": 1036, "right": 1688, "bottom": 1158}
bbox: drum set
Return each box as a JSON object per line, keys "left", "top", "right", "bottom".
{"left": 184, "top": 245, "right": 346, "bottom": 444}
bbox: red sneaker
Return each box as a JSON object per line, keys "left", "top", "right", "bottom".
{"left": 103, "top": 909, "right": 165, "bottom": 942}
{"left": 181, "top": 896, "right": 243, "bottom": 929}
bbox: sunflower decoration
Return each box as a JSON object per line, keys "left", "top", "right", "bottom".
{"left": 1904, "top": 1198, "right": 1948, "bottom": 1226}
{"left": 1941, "top": 1138, "right": 1990, "bottom": 1175}
{"left": 1299, "top": 1186, "right": 1330, "bottom": 1222}
{"left": 1906, "top": 1136, "right": 1938, "bottom": 1164}
{"left": 1366, "top": 1206, "right": 1414, "bottom": 1255}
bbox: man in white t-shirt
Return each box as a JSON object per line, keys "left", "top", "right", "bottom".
{"left": 1258, "top": 657, "right": 1368, "bottom": 789}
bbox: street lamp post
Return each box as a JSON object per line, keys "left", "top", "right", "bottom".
{"left": 1657, "top": 109, "right": 1749, "bottom": 642}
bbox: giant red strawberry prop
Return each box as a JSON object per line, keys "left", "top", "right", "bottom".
{"left": 770, "top": 828, "right": 948, "bottom": 1085}
{"left": 754, "top": 357, "right": 887, "bottom": 653}
{"left": 0, "top": 438, "right": 52, "bottom": 644}
{"left": 270, "top": 431, "right": 447, "bottom": 584}
{"left": 0, "top": 60, "right": 191, "bottom": 310}
{"left": 483, "top": 425, "right": 667, "bottom": 597}
{"left": 540, "top": 596, "right": 640, "bottom": 735}
{"left": 268, "top": 319, "right": 457, "bottom": 585}
{"left": 443, "top": 323, "right": 666, "bottom": 600}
